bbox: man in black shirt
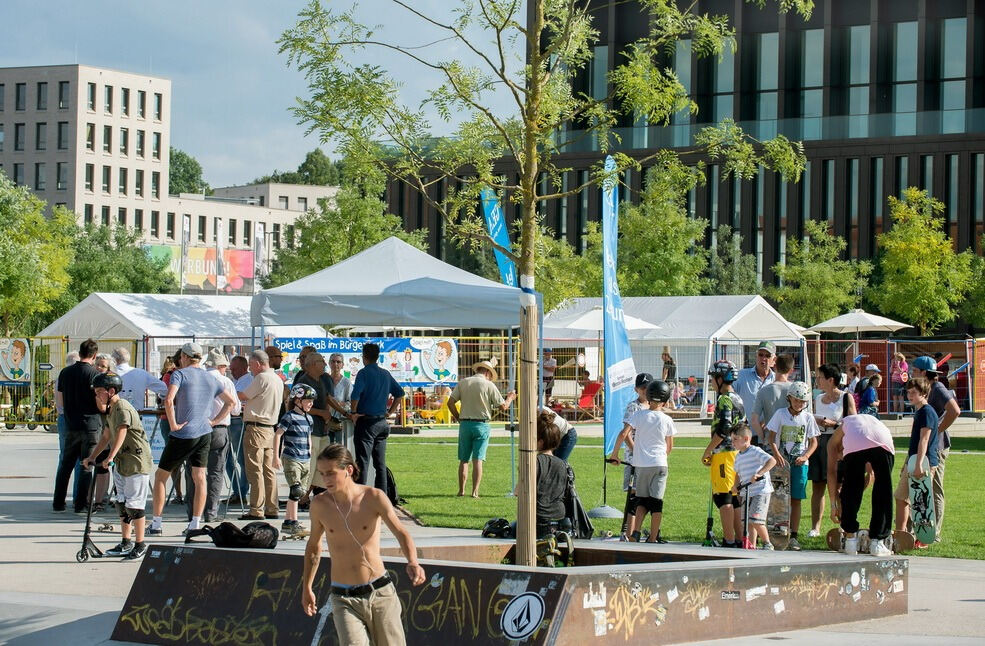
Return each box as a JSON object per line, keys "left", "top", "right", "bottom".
{"left": 53, "top": 339, "right": 103, "bottom": 512}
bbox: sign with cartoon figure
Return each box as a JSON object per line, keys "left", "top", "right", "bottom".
{"left": 273, "top": 337, "right": 459, "bottom": 387}
{"left": 0, "top": 338, "right": 31, "bottom": 385}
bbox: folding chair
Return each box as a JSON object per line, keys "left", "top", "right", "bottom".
{"left": 574, "top": 382, "right": 604, "bottom": 421}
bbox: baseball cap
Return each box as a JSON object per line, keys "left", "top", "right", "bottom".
{"left": 911, "top": 356, "right": 939, "bottom": 373}
{"left": 180, "top": 342, "right": 203, "bottom": 358}
{"left": 865, "top": 363, "right": 881, "bottom": 373}
{"left": 757, "top": 341, "right": 776, "bottom": 355}
{"left": 635, "top": 372, "right": 654, "bottom": 388}
{"left": 543, "top": 348, "right": 553, "bottom": 353}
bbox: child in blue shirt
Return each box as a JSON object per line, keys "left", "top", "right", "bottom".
{"left": 274, "top": 384, "right": 316, "bottom": 536}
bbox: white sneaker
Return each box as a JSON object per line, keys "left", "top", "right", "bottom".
{"left": 843, "top": 537, "right": 858, "bottom": 555}
{"left": 807, "top": 529, "right": 820, "bottom": 538}
{"left": 869, "top": 538, "right": 892, "bottom": 557}
{"left": 759, "top": 542, "right": 775, "bottom": 551}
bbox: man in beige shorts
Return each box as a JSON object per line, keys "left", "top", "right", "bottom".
{"left": 302, "top": 444, "right": 426, "bottom": 645}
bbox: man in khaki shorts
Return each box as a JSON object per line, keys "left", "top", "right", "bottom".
{"left": 237, "top": 350, "right": 285, "bottom": 521}
{"left": 302, "top": 444, "right": 426, "bottom": 645}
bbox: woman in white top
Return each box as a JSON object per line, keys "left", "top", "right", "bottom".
{"left": 808, "top": 363, "right": 857, "bottom": 536}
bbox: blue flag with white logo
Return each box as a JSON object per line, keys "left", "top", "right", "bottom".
{"left": 602, "top": 156, "right": 638, "bottom": 454}
{"left": 480, "top": 187, "right": 518, "bottom": 287}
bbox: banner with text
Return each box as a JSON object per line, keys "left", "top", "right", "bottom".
{"left": 479, "top": 187, "right": 518, "bottom": 287}
{"left": 148, "top": 245, "right": 255, "bottom": 294}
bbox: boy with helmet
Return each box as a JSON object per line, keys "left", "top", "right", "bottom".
{"left": 701, "top": 360, "right": 745, "bottom": 547}
{"left": 608, "top": 380, "right": 677, "bottom": 543}
{"left": 83, "top": 372, "right": 153, "bottom": 561}
{"left": 274, "top": 383, "right": 317, "bottom": 536}
{"left": 765, "top": 380, "right": 819, "bottom": 550}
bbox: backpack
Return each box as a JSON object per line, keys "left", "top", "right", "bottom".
{"left": 852, "top": 376, "right": 871, "bottom": 410}
{"left": 183, "top": 521, "right": 279, "bottom": 549}
{"left": 386, "top": 467, "right": 406, "bottom": 507}
{"left": 563, "top": 463, "right": 594, "bottom": 539}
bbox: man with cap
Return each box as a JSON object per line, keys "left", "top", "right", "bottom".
{"left": 447, "top": 358, "right": 516, "bottom": 497}
{"left": 149, "top": 342, "right": 236, "bottom": 536}
{"left": 910, "top": 355, "right": 960, "bottom": 540}
{"left": 238, "top": 349, "right": 287, "bottom": 521}
{"left": 112, "top": 346, "right": 167, "bottom": 411}
{"left": 733, "top": 341, "right": 777, "bottom": 420}
{"left": 349, "top": 342, "right": 406, "bottom": 492}
{"left": 542, "top": 348, "right": 557, "bottom": 401}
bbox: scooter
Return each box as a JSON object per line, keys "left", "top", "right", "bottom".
{"left": 76, "top": 463, "right": 114, "bottom": 562}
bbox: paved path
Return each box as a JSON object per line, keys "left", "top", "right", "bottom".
{"left": 2, "top": 429, "right": 983, "bottom": 645}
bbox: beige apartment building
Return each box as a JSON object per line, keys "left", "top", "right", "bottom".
{"left": 212, "top": 181, "right": 337, "bottom": 213}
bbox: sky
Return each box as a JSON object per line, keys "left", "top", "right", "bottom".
{"left": 1, "top": 0, "right": 519, "bottom": 187}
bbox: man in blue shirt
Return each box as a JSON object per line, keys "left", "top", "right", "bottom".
{"left": 349, "top": 343, "right": 405, "bottom": 492}
{"left": 733, "top": 341, "right": 776, "bottom": 431}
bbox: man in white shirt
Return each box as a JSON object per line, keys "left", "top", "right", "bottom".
{"left": 112, "top": 347, "right": 167, "bottom": 411}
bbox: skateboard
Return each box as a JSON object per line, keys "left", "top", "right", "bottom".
{"left": 826, "top": 528, "right": 915, "bottom": 553}
{"left": 907, "top": 455, "right": 936, "bottom": 544}
{"left": 766, "top": 464, "right": 791, "bottom": 550}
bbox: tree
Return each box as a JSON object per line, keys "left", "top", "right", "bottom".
{"left": 263, "top": 161, "right": 426, "bottom": 287}
{"left": 536, "top": 224, "right": 601, "bottom": 312}
{"left": 768, "top": 219, "right": 871, "bottom": 327}
{"left": 869, "top": 187, "right": 972, "bottom": 335}
{"left": 279, "top": 0, "right": 812, "bottom": 564}
{"left": 0, "top": 172, "right": 75, "bottom": 335}
{"left": 254, "top": 148, "right": 343, "bottom": 186}
{"left": 169, "top": 147, "right": 210, "bottom": 195}
{"left": 961, "top": 255, "right": 985, "bottom": 332}
{"left": 704, "top": 224, "right": 760, "bottom": 295}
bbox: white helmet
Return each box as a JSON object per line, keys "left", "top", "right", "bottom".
{"left": 788, "top": 381, "right": 811, "bottom": 402}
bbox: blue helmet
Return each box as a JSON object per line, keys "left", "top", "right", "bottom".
{"left": 708, "top": 360, "right": 738, "bottom": 383}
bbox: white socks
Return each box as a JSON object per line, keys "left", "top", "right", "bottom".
{"left": 150, "top": 516, "right": 162, "bottom": 530}
{"left": 187, "top": 516, "right": 201, "bottom": 530}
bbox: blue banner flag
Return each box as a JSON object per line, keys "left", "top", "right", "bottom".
{"left": 480, "top": 187, "right": 518, "bottom": 287}
{"left": 601, "top": 156, "right": 638, "bottom": 454}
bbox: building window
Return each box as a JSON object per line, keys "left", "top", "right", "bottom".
{"left": 58, "top": 81, "right": 70, "bottom": 109}
{"left": 104, "top": 85, "right": 113, "bottom": 114}
{"left": 0, "top": 83, "right": 5, "bottom": 111}
{"left": 57, "top": 121, "right": 69, "bottom": 150}
{"left": 101, "top": 205, "right": 110, "bottom": 226}
{"left": 166, "top": 212, "right": 175, "bottom": 239}
{"left": 136, "top": 130, "right": 145, "bottom": 157}
{"left": 871, "top": 157, "right": 885, "bottom": 241}
{"left": 150, "top": 210, "right": 160, "bottom": 238}
{"left": 35, "top": 122, "right": 46, "bottom": 151}
{"left": 946, "top": 154, "right": 959, "bottom": 243}
{"left": 121, "top": 87, "right": 130, "bottom": 116}
{"left": 84, "top": 204, "right": 93, "bottom": 225}
{"left": 56, "top": 162, "right": 67, "bottom": 190}
{"left": 272, "top": 223, "right": 281, "bottom": 248}
{"left": 151, "top": 171, "right": 160, "bottom": 198}
{"left": 895, "top": 156, "right": 909, "bottom": 197}
{"left": 14, "top": 123, "right": 25, "bottom": 151}
{"left": 228, "top": 219, "right": 237, "bottom": 245}
{"left": 87, "top": 83, "right": 96, "bottom": 110}
{"left": 118, "top": 207, "right": 127, "bottom": 226}
{"left": 276, "top": 196, "right": 288, "bottom": 209}
{"left": 86, "top": 123, "right": 95, "bottom": 151}
{"left": 135, "top": 169, "right": 144, "bottom": 197}
{"left": 102, "top": 165, "right": 111, "bottom": 193}
{"left": 15, "top": 83, "right": 26, "bottom": 111}
{"left": 119, "top": 167, "right": 128, "bottom": 195}
{"left": 85, "top": 163, "right": 94, "bottom": 191}
{"left": 940, "top": 18, "right": 967, "bottom": 133}
{"left": 754, "top": 32, "right": 778, "bottom": 125}
{"left": 13, "top": 163, "right": 24, "bottom": 185}
{"left": 712, "top": 46, "right": 734, "bottom": 122}
{"left": 0, "top": 124, "right": 3, "bottom": 152}
{"left": 154, "top": 93, "right": 162, "bottom": 120}
{"left": 103, "top": 125, "right": 112, "bottom": 152}
{"left": 134, "top": 209, "right": 144, "bottom": 231}
{"left": 137, "top": 90, "right": 146, "bottom": 118}
{"left": 846, "top": 159, "right": 859, "bottom": 258}
{"left": 259, "top": 195, "right": 264, "bottom": 206}
{"left": 921, "top": 155, "right": 933, "bottom": 195}
{"left": 822, "top": 159, "right": 835, "bottom": 227}
{"left": 120, "top": 127, "right": 129, "bottom": 155}
{"left": 34, "top": 162, "right": 46, "bottom": 190}
{"left": 243, "top": 220, "right": 252, "bottom": 246}
{"left": 152, "top": 132, "right": 161, "bottom": 159}
{"left": 36, "top": 82, "right": 47, "bottom": 110}
{"left": 297, "top": 197, "right": 307, "bottom": 212}
{"left": 198, "top": 215, "right": 207, "bottom": 242}
{"left": 286, "top": 224, "right": 295, "bottom": 249}
{"left": 892, "top": 21, "right": 918, "bottom": 135}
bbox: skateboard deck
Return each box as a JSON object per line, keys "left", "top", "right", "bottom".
{"left": 907, "top": 454, "right": 936, "bottom": 544}
{"left": 766, "top": 465, "right": 791, "bottom": 550}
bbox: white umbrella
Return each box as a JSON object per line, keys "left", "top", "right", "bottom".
{"left": 552, "top": 306, "right": 659, "bottom": 332}
{"left": 808, "top": 309, "right": 912, "bottom": 335}
{"left": 790, "top": 323, "right": 820, "bottom": 337}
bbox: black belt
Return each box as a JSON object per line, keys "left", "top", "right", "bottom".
{"left": 245, "top": 421, "right": 275, "bottom": 428}
{"left": 461, "top": 418, "right": 488, "bottom": 422}
{"left": 331, "top": 574, "right": 392, "bottom": 597}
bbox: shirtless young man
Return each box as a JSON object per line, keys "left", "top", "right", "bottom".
{"left": 302, "top": 444, "right": 426, "bottom": 645}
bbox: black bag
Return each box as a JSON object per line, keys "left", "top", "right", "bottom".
{"left": 385, "top": 467, "right": 406, "bottom": 507}
{"left": 183, "top": 521, "right": 279, "bottom": 549}
{"left": 563, "top": 464, "right": 594, "bottom": 539}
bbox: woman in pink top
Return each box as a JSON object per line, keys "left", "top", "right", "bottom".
{"left": 826, "top": 415, "right": 896, "bottom": 555}
{"left": 890, "top": 352, "right": 908, "bottom": 413}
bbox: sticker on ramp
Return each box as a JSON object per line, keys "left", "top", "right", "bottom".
{"left": 500, "top": 592, "right": 545, "bottom": 640}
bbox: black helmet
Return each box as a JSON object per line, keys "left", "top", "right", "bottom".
{"left": 92, "top": 372, "right": 123, "bottom": 394}
{"left": 646, "top": 379, "right": 672, "bottom": 403}
{"left": 635, "top": 372, "right": 654, "bottom": 388}
{"left": 481, "top": 518, "right": 513, "bottom": 538}
{"left": 708, "top": 360, "right": 738, "bottom": 383}
{"left": 290, "top": 384, "right": 318, "bottom": 401}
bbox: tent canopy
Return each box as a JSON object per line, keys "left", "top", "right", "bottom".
{"left": 543, "top": 295, "right": 804, "bottom": 342}
{"left": 38, "top": 292, "right": 328, "bottom": 340}
{"left": 250, "top": 237, "right": 524, "bottom": 329}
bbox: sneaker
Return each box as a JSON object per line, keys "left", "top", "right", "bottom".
{"left": 787, "top": 536, "right": 802, "bottom": 551}
{"left": 760, "top": 543, "right": 775, "bottom": 551}
{"left": 170, "top": 496, "right": 184, "bottom": 505}
{"left": 281, "top": 519, "right": 297, "bottom": 532}
{"left": 105, "top": 540, "right": 134, "bottom": 557}
{"left": 264, "top": 512, "right": 279, "bottom": 520}
{"left": 52, "top": 504, "right": 66, "bottom": 513}
{"left": 843, "top": 537, "right": 858, "bottom": 555}
{"left": 914, "top": 540, "right": 930, "bottom": 549}
{"left": 807, "top": 529, "right": 820, "bottom": 538}
{"left": 123, "top": 543, "right": 148, "bottom": 561}
{"left": 147, "top": 526, "right": 163, "bottom": 536}
{"left": 239, "top": 513, "right": 264, "bottom": 521}
{"left": 869, "top": 538, "right": 892, "bottom": 557}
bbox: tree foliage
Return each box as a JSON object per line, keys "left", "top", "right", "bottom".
{"left": 704, "top": 224, "right": 760, "bottom": 295}
{"left": 960, "top": 255, "right": 985, "bottom": 331}
{"left": 768, "top": 219, "right": 870, "bottom": 327}
{"left": 0, "top": 172, "right": 75, "bottom": 335}
{"left": 254, "top": 148, "right": 343, "bottom": 186}
{"left": 263, "top": 162, "right": 426, "bottom": 287}
{"left": 535, "top": 224, "right": 601, "bottom": 312}
{"left": 869, "top": 187, "right": 972, "bottom": 335}
{"left": 169, "top": 147, "right": 210, "bottom": 195}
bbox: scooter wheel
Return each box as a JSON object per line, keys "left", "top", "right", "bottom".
{"left": 76, "top": 549, "right": 89, "bottom": 563}
{"left": 4, "top": 424, "right": 14, "bottom": 430}
{"left": 27, "top": 423, "right": 37, "bottom": 430}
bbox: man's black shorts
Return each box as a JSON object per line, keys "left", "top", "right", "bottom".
{"left": 158, "top": 434, "right": 211, "bottom": 472}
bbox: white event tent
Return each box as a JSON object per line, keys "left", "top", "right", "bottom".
{"left": 250, "top": 237, "right": 525, "bottom": 330}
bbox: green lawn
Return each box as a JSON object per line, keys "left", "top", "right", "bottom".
{"left": 386, "top": 435, "right": 985, "bottom": 559}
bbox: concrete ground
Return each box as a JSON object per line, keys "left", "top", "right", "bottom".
{"left": 1, "top": 427, "right": 983, "bottom": 645}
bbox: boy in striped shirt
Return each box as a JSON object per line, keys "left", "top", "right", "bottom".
{"left": 731, "top": 424, "right": 777, "bottom": 550}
